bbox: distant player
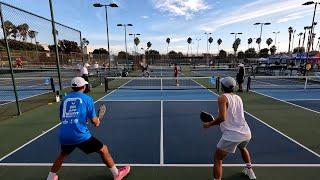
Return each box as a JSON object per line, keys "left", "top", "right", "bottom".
{"left": 236, "top": 63, "right": 245, "bottom": 92}
{"left": 46, "top": 77, "right": 130, "bottom": 180}
{"left": 16, "top": 57, "right": 23, "bottom": 68}
{"left": 203, "top": 77, "right": 256, "bottom": 180}
{"left": 174, "top": 63, "right": 179, "bottom": 86}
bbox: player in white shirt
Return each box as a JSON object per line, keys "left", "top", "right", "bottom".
{"left": 203, "top": 77, "right": 256, "bottom": 180}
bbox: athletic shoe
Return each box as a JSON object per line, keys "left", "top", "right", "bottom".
{"left": 47, "top": 175, "right": 58, "bottom": 180}
{"left": 114, "top": 166, "right": 131, "bottom": 180}
{"left": 243, "top": 168, "right": 256, "bottom": 179}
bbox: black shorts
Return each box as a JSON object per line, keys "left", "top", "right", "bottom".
{"left": 61, "top": 137, "right": 103, "bottom": 155}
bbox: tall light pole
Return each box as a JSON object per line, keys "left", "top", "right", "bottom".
{"left": 230, "top": 32, "right": 243, "bottom": 41}
{"left": 273, "top": 31, "right": 280, "bottom": 47}
{"left": 254, "top": 22, "right": 271, "bottom": 51}
{"left": 93, "top": 2, "right": 118, "bottom": 71}
{"left": 117, "top": 24, "right": 133, "bottom": 68}
{"left": 195, "top": 38, "right": 201, "bottom": 56}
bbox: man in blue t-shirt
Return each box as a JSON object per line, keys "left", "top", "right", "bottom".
{"left": 47, "top": 77, "right": 130, "bottom": 180}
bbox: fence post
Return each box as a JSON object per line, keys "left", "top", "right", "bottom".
{"left": 0, "top": 3, "right": 21, "bottom": 115}
{"left": 80, "top": 31, "right": 84, "bottom": 64}
{"left": 49, "top": 0, "right": 62, "bottom": 91}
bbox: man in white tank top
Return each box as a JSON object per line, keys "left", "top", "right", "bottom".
{"left": 203, "top": 77, "right": 256, "bottom": 180}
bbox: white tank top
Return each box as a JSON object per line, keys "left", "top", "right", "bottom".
{"left": 220, "top": 93, "right": 251, "bottom": 142}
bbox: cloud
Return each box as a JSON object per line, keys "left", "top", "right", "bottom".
{"left": 141, "top": 15, "right": 149, "bottom": 19}
{"left": 276, "top": 9, "right": 320, "bottom": 23}
{"left": 152, "top": 0, "right": 210, "bottom": 20}
{"left": 199, "top": 0, "right": 309, "bottom": 32}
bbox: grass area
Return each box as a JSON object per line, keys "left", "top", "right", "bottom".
{"left": 0, "top": 91, "right": 56, "bottom": 122}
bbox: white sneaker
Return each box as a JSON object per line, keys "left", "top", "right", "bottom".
{"left": 243, "top": 168, "right": 256, "bottom": 179}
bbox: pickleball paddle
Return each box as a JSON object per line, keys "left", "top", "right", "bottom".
{"left": 200, "top": 111, "right": 215, "bottom": 123}
{"left": 98, "top": 104, "right": 107, "bottom": 120}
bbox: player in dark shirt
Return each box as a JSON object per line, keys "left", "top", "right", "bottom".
{"left": 174, "top": 63, "right": 179, "bottom": 86}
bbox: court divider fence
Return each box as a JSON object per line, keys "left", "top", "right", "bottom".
{"left": 0, "top": 1, "right": 85, "bottom": 119}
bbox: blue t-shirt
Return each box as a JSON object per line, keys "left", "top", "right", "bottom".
{"left": 59, "top": 92, "right": 96, "bottom": 145}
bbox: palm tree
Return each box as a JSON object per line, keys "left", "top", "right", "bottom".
{"left": 147, "top": 41, "right": 152, "bottom": 49}
{"left": 166, "top": 38, "right": 170, "bottom": 54}
{"left": 82, "top": 38, "right": 90, "bottom": 47}
{"left": 256, "top": 38, "right": 261, "bottom": 50}
{"left": 217, "top": 38, "right": 222, "bottom": 51}
{"left": 270, "top": 45, "right": 277, "bottom": 55}
{"left": 187, "top": 37, "right": 192, "bottom": 56}
{"left": 315, "top": 37, "right": 320, "bottom": 51}
{"left": 11, "top": 26, "right": 19, "bottom": 40}
{"left": 302, "top": 26, "right": 308, "bottom": 49}
{"left": 134, "top": 37, "right": 140, "bottom": 53}
{"left": 232, "top": 38, "right": 241, "bottom": 55}
{"left": 17, "top": 23, "right": 29, "bottom": 41}
{"left": 28, "top": 30, "right": 37, "bottom": 43}
{"left": 266, "top": 38, "right": 273, "bottom": 48}
{"left": 208, "top": 37, "right": 213, "bottom": 53}
{"left": 288, "top": 27, "right": 293, "bottom": 53}
{"left": 298, "top": 32, "right": 303, "bottom": 48}
{"left": 3, "top": 20, "right": 15, "bottom": 38}
{"left": 248, "top": 38, "right": 253, "bottom": 49}
{"left": 291, "top": 29, "right": 296, "bottom": 51}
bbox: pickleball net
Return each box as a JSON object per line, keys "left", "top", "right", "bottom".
{"left": 0, "top": 77, "right": 55, "bottom": 92}
{"left": 247, "top": 76, "right": 320, "bottom": 90}
{"left": 105, "top": 76, "right": 220, "bottom": 91}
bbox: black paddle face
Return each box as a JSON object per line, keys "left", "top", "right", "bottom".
{"left": 200, "top": 111, "right": 214, "bottom": 122}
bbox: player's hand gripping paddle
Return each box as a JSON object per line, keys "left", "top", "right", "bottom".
{"left": 200, "top": 111, "right": 215, "bottom": 123}
{"left": 98, "top": 104, "right": 107, "bottom": 120}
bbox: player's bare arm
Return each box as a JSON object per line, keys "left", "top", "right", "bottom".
{"left": 203, "top": 95, "right": 228, "bottom": 128}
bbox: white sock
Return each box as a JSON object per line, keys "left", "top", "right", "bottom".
{"left": 109, "top": 166, "right": 119, "bottom": 177}
{"left": 47, "top": 172, "right": 56, "bottom": 180}
{"left": 246, "top": 163, "right": 252, "bottom": 169}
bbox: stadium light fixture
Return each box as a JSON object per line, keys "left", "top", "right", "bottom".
{"left": 93, "top": 2, "right": 118, "bottom": 70}
{"left": 254, "top": 22, "right": 271, "bottom": 51}
{"left": 117, "top": 24, "right": 133, "bottom": 68}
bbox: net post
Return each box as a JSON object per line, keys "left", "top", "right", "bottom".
{"left": 104, "top": 77, "right": 108, "bottom": 92}
{"left": 304, "top": 76, "right": 308, "bottom": 90}
{"left": 50, "top": 77, "right": 55, "bottom": 92}
{"left": 0, "top": 3, "right": 21, "bottom": 115}
{"left": 247, "top": 76, "right": 251, "bottom": 92}
{"left": 216, "top": 76, "right": 220, "bottom": 92}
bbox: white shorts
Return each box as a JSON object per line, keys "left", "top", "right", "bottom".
{"left": 217, "top": 138, "right": 250, "bottom": 153}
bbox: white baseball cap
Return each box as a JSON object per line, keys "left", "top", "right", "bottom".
{"left": 71, "top": 77, "right": 88, "bottom": 87}
{"left": 238, "top": 63, "right": 244, "bottom": 67}
{"left": 84, "top": 63, "right": 90, "bottom": 67}
{"left": 221, "top": 77, "right": 236, "bottom": 89}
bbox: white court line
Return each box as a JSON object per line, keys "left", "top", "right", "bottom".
{"left": 0, "top": 82, "right": 128, "bottom": 162}
{"left": 1, "top": 163, "right": 320, "bottom": 167}
{"left": 245, "top": 111, "right": 320, "bottom": 158}
{"left": 191, "top": 79, "right": 220, "bottom": 97}
{"left": 160, "top": 100, "right": 164, "bottom": 165}
{"left": 252, "top": 90, "right": 320, "bottom": 114}
{"left": 284, "top": 99, "right": 320, "bottom": 101}
{"left": 98, "top": 100, "right": 218, "bottom": 102}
